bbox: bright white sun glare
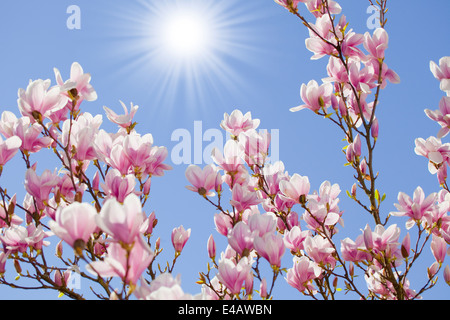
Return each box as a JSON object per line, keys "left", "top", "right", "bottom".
{"left": 162, "top": 11, "right": 210, "bottom": 58}
{"left": 104, "top": 0, "right": 261, "bottom": 112}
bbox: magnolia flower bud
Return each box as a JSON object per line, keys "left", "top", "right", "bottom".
{"left": 172, "top": 225, "right": 191, "bottom": 254}
{"left": 349, "top": 262, "right": 354, "bottom": 277}
{"left": 401, "top": 233, "right": 410, "bottom": 259}
{"left": 54, "top": 270, "right": 64, "bottom": 287}
{"left": 143, "top": 177, "right": 152, "bottom": 196}
{"left": 56, "top": 240, "right": 64, "bottom": 258}
{"left": 155, "top": 237, "right": 161, "bottom": 251}
{"left": 444, "top": 265, "right": 450, "bottom": 286}
{"left": 428, "top": 262, "right": 439, "bottom": 279}
{"left": 207, "top": 234, "right": 216, "bottom": 260}
{"left": 371, "top": 117, "right": 379, "bottom": 140}
{"left": 351, "top": 183, "right": 357, "bottom": 198}
{"left": 14, "top": 259, "right": 21, "bottom": 275}
{"left": 260, "top": 278, "right": 268, "bottom": 299}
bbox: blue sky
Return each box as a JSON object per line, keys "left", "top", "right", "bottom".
{"left": 0, "top": 0, "right": 449, "bottom": 299}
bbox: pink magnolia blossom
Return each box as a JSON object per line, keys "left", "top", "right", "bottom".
{"left": 185, "top": 164, "right": 220, "bottom": 197}
{"left": 144, "top": 146, "right": 172, "bottom": 177}
{"left": 140, "top": 211, "right": 156, "bottom": 236}
{"left": 342, "top": 91, "right": 374, "bottom": 123}
{"left": 54, "top": 62, "right": 97, "bottom": 103}
{"left": 304, "top": 235, "right": 336, "bottom": 268}
{"left": 239, "top": 129, "right": 271, "bottom": 166}
{"left": 0, "top": 136, "right": 22, "bottom": 170}
{"left": 214, "top": 213, "right": 233, "bottom": 236}
{"left": 304, "top": 16, "right": 337, "bottom": 60}
{"left": 303, "top": 198, "right": 341, "bottom": 231}
{"left": 414, "top": 136, "right": 450, "bottom": 174}
{"left": 134, "top": 273, "right": 195, "bottom": 300}
{"left": 364, "top": 28, "right": 389, "bottom": 60}
{"left": 290, "top": 80, "right": 333, "bottom": 113}
{"left": 312, "top": 180, "right": 341, "bottom": 211}
{"left": 258, "top": 161, "right": 289, "bottom": 200}
{"left": 100, "top": 169, "right": 136, "bottom": 203}
{"left": 106, "top": 144, "right": 133, "bottom": 175}
{"left": 14, "top": 118, "right": 52, "bottom": 154}
{"left": 216, "top": 257, "right": 252, "bottom": 296}
{"left": 430, "top": 235, "right": 447, "bottom": 264}
{"left": 61, "top": 113, "right": 102, "bottom": 162}
{"left": 53, "top": 270, "right": 71, "bottom": 288}
{"left": 229, "top": 183, "right": 262, "bottom": 213}
{"left": 200, "top": 276, "right": 233, "bottom": 300}
{"left": 340, "top": 29, "right": 365, "bottom": 60}
{"left": 279, "top": 173, "right": 310, "bottom": 204}
{"left": 54, "top": 173, "right": 86, "bottom": 204}
{"left": 0, "top": 224, "right": 50, "bottom": 254}
{"left": 227, "top": 222, "right": 255, "bottom": 255}
{"left": 171, "top": 225, "right": 191, "bottom": 253}
{"left": 0, "top": 111, "right": 18, "bottom": 138}
{"left": 93, "top": 129, "right": 116, "bottom": 163}
{"left": 0, "top": 194, "right": 23, "bottom": 228}
{"left": 286, "top": 256, "right": 322, "bottom": 293}
{"left": 17, "top": 79, "right": 68, "bottom": 123}
{"left": 366, "top": 59, "right": 400, "bottom": 89}
{"left": 212, "top": 140, "right": 244, "bottom": 173}
{"left": 24, "top": 168, "right": 59, "bottom": 207}
{"left": 87, "top": 236, "right": 154, "bottom": 285}
{"left": 284, "top": 225, "right": 311, "bottom": 254}
{"left": 49, "top": 202, "right": 97, "bottom": 250}
{"left": 363, "top": 224, "right": 402, "bottom": 259}
{"left": 96, "top": 194, "right": 144, "bottom": 244}
{"left": 430, "top": 56, "right": 450, "bottom": 94}
{"left": 323, "top": 56, "right": 349, "bottom": 84}
{"left": 47, "top": 102, "right": 70, "bottom": 125}
{"left": 254, "top": 233, "right": 285, "bottom": 268}
{"left": 285, "top": 211, "right": 300, "bottom": 229}
{"left": 304, "top": 0, "right": 341, "bottom": 18}
{"left": 247, "top": 213, "right": 277, "bottom": 238}
{"left": 348, "top": 61, "right": 376, "bottom": 94}
{"left": 340, "top": 235, "right": 372, "bottom": 263}
{"left": 211, "top": 140, "right": 246, "bottom": 188}
{"left": 273, "top": 0, "right": 305, "bottom": 12}
{"left": 365, "top": 266, "right": 418, "bottom": 300}
{"left": 104, "top": 101, "right": 138, "bottom": 129}
{"left": 391, "top": 187, "right": 437, "bottom": 228}
{"left": 425, "top": 96, "right": 450, "bottom": 138}
{"left": 220, "top": 110, "right": 260, "bottom": 137}
{"left": 421, "top": 194, "right": 450, "bottom": 235}
{"left": 122, "top": 133, "right": 153, "bottom": 176}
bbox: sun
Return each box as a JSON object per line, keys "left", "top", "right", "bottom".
{"left": 101, "top": 0, "right": 262, "bottom": 112}
{"left": 161, "top": 10, "right": 211, "bottom": 59}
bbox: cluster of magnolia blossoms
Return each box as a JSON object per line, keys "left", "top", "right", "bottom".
{"left": 186, "top": 109, "right": 347, "bottom": 299}
{"left": 0, "top": 62, "right": 197, "bottom": 299}
{"left": 416, "top": 57, "right": 450, "bottom": 185}
{"left": 186, "top": 108, "right": 447, "bottom": 299}
{"left": 268, "top": 0, "right": 449, "bottom": 299}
